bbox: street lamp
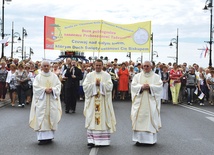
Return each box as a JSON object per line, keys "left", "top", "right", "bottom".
{"left": 1, "top": 0, "right": 12, "bottom": 58}
{"left": 169, "top": 28, "right": 179, "bottom": 64}
{"left": 21, "top": 27, "right": 27, "bottom": 60}
{"left": 11, "top": 22, "right": 21, "bottom": 58}
{"left": 88, "top": 56, "right": 98, "bottom": 62}
{"left": 99, "top": 56, "right": 108, "bottom": 63}
{"left": 16, "top": 46, "right": 21, "bottom": 53}
{"left": 203, "top": 0, "right": 213, "bottom": 67}
{"left": 126, "top": 52, "right": 131, "bottom": 60}
{"left": 152, "top": 51, "right": 158, "bottom": 61}
{"left": 29, "top": 47, "right": 33, "bottom": 59}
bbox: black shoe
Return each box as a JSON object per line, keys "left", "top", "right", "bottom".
{"left": 135, "top": 142, "right": 141, "bottom": 146}
{"left": 38, "top": 140, "right": 48, "bottom": 145}
{"left": 65, "top": 110, "right": 69, "bottom": 114}
{"left": 87, "top": 143, "right": 95, "bottom": 148}
{"left": 87, "top": 143, "right": 95, "bottom": 146}
{"left": 45, "top": 139, "right": 52, "bottom": 144}
{"left": 38, "top": 139, "right": 52, "bottom": 145}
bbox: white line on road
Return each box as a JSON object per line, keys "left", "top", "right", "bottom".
{"left": 206, "top": 117, "right": 214, "bottom": 122}
{"left": 179, "top": 104, "right": 214, "bottom": 117}
{"left": 89, "top": 147, "right": 99, "bottom": 155}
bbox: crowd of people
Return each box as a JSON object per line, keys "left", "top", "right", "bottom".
{"left": 0, "top": 57, "right": 214, "bottom": 108}
{"left": 2, "top": 56, "right": 214, "bottom": 146}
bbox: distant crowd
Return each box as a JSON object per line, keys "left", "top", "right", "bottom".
{"left": 0, "top": 56, "right": 213, "bottom": 107}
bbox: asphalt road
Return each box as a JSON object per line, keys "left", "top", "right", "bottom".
{"left": 0, "top": 100, "right": 214, "bottom": 155}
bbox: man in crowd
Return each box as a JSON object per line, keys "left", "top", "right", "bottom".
{"left": 108, "top": 63, "right": 119, "bottom": 100}
{"left": 61, "top": 58, "right": 72, "bottom": 101}
{"left": 131, "top": 60, "right": 162, "bottom": 145}
{"left": 64, "top": 60, "right": 83, "bottom": 113}
{"left": 83, "top": 59, "right": 116, "bottom": 148}
{"left": 29, "top": 60, "right": 62, "bottom": 145}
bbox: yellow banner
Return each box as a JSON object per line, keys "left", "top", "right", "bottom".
{"left": 44, "top": 16, "right": 151, "bottom": 52}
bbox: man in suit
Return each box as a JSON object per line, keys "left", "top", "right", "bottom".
{"left": 64, "top": 60, "right": 83, "bottom": 113}
{"left": 61, "top": 58, "right": 72, "bottom": 102}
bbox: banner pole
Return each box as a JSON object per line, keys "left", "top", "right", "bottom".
{"left": 141, "top": 52, "right": 143, "bottom": 63}
{"left": 44, "top": 49, "right": 46, "bottom": 59}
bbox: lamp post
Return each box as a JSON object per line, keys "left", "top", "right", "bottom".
{"left": 21, "top": 27, "right": 27, "bottom": 60}
{"left": 11, "top": 22, "right": 21, "bottom": 58}
{"left": 203, "top": 0, "right": 213, "bottom": 67}
{"left": 169, "top": 28, "right": 179, "bottom": 64}
{"left": 151, "top": 33, "right": 154, "bottom": 61}
{"left": 1, "top": 0, "right": 12, "bottom": 58}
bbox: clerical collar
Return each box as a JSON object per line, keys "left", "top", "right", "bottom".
{"left": 143, "top": 70, "right": 153, "bottom": 77}
{"left": 95, "top": 70, "right": 102, "bottom": 73}
{"left": 41, "top": 71, "right": 51, "bottom": 77}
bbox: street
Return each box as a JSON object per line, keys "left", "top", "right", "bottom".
{"left": 1, "top": 100, "right": 214, "bottom": 155}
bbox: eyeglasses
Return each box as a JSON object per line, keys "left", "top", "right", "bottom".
{"left": 143, "top": 65, "right": 150, "bottom": 68}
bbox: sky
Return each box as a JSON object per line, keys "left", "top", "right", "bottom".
{"left": 2, "top": 0, "right": 213, "bottom": 67}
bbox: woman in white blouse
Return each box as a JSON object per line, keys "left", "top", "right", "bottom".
{"left": 6, "top": 64, "right": 17, "bottom": 106}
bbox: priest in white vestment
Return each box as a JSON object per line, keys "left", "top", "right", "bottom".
{"left": 83, "top": 59, "right": 116, "bottom": 148}
{"left": 29, "top": 61, "right": 62, "bottom": 145}
{"left": 131, "top": 61, "right": 162, "bottom": 145}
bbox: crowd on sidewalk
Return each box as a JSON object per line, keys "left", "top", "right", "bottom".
{"left": 0, "top": 56, "right": 214, "bottom": 108}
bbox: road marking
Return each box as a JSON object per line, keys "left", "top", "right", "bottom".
{"left": 206, "top": 117, "right": 214, "bottom": 122}
{"left": 179, "top": 104, "right": 214, "bottom": 117}
{"left": 89, "top": 147, "right": 99, "bottom": 155}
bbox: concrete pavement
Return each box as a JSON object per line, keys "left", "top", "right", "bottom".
{"left": 1, "top": 99, "right": 214, "bottom": 155}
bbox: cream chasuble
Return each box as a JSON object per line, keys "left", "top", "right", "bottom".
{"left": 131, "top": 71, "right": 162, "bottom": 133}
{"left": 83, "top": 71, "right": 116, "bottom": 133}
{"left": 29, "top": 71, "right": 62, "bottom": 132}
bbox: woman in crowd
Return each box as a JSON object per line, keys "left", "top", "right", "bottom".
{"left": 128, "top": 65, "right": 135, "bottom": 97}
{"left": 52, "top": 62, "right": 61, "bottom": 77}
{"left": 0, "top": 60, "right": 8, "bottom": 101}
{"left": 109, "top": 63, "right": 119, "bottom": 100}
{"left": 161, "top": 65, "right": 169, "bottom": 103}
{"left": 25, "top": 63, "right": 34, "bottom": 105}
{"left": 6, "top": 64, "right": 17, "bottom": 106}
{"left": 185, "top": 67, "right": 197, "bottom": 105}
{"left": 15, "top": 63, "right": 28, "bottom": 107}
{"left": 198, "top": 73, "right": 208, "bottom": 106}
{"left": 169, "top": 63, "right": 183, "bottom": 104}
{"left": 179, "top": 67, "right": 187, "bottom": 103}
{"left": 204, "top": 68, "right": 211, "bottom": 101}
{"left": 207, "top": 70, "right": 214, "bottom": 105}
{"left": 79, "top": 65, "right": 88, "bottom": 101}
{"left": 118, "top": 62, "right": 129, "bottom": 100}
